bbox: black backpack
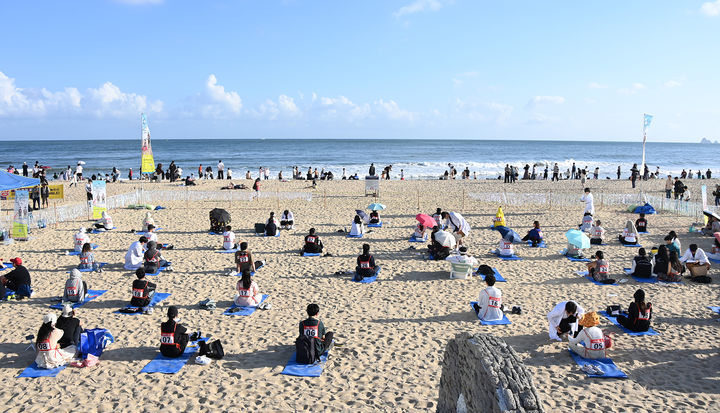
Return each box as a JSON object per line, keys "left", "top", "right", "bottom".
{"left": 199, "top": 340, "right": 225, "bottom": 359}
{"left": 295, "top": 335, "right": 317, "bottom": 364}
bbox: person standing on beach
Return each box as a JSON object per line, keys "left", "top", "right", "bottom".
{"left": 630, "top": 163, "right": 639, "bottom": 188}
{"left": 368, "top": 163, "right": 375, "bottom": 177}
{"left": 217, "top": 160, "right": 224, "bottom": 180}
{"left": 571, "top": 163, "right": 576, "bottom": 179}
{"left": 504, "top": 165, "right": 510, "bottom": 183}
{"left": 617, "top": 165, "right": 621, "bottom": 179}
{"left": 552, "top": 163, "right": 559, "bottom": 182}
{"left": 580, "top": 188, "right": 594, "bottom": 215}
{"left": 665, "top": 175, "right": 673, "bottom": 198}
{"left": 22, "top": 162, "right": 28, "bottom": 177}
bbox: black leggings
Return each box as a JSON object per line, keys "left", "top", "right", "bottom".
{"left": 616, "top": 315, "right": 649, "bottom": 332}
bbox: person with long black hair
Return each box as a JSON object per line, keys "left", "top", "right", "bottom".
{"left": 35, "top": 313, "right": 75, "bottom": 369}
{"left": 234, "top": 270, "right": 262, "bottom": 307}
{"left": 617, "top": 289, "right": 652, "bottom": 332}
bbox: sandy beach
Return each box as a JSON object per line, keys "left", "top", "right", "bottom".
{"left": 1, "top": 177, "right": 719, "bottom": 412}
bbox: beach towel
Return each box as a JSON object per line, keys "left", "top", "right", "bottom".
{"left": 140, "top": 340, "right": 204, "bottom": 374}
{"left": 232, "top": 263, "right": 263, "bottom": 276}
{"left": 1, "top": 262, "right": 14, "bottom": 271}
{"left": 708, "top": 306, "right": 720, "bottom": 314}
{"left": 575, "top": 271, "right": 617, "bottom": 286}
{"left": 17, "top": 362, "right": 66, "bottom": 378}
{"left": 526, "top": 240, "right": 547, "bottom": 248}
{"left": 709, "top": 258, "right": 720, "bottom": 264}
{"left": 492, "top": 252, "right": 522, "bottom": 261}
{"left": 3, "top": 286, "right": 32, "bottom": 300}
{"left": 561, "top": 251, "right": 591, "bottom": 262}
{"left": 72, "top": 262, "right": 108, "bottom": 273}
{"left": 368, "top": 222, "right": 383, "bottom": 228}
{"left": 116, "top": 292, "right": 171, "bottom": 314}
{"left": 568, "top": 350, "right": 627, "bottom": 378}
{"left": 469, "top": 302, "right": 512, "bottom": 325}
{"left": 474, "top": 267, "right": 507, "bottom": 282}
{"left": 136, "top": 228, "right": 163, "bottom": 236}
{"left": 352, "top": 266, "right": 380, "bottom": 283}
{"left": 599, "top": 311, "right": 659, "bottom": 336}
{"left": 346, "top": 234, "right": 364, "bottom": 238}
{"left": 50, "top": 290, "right": 107, "bottom": 309}
{"left": 302, "top": 252, "right": 322, "bottom": 257}
{"left": 90, "top": 226, "right": 117, "bottom": 234}
{"left": 68, "top": 244, "right": 98, "bottom": 256}
{"left": 223, "top": 295, "right": 268, "bottom": 316}
{"left": 622, "top": 243, "right": 642, "bottom": 248}
{"left": 215, "top": 249, "right": 237, "bottom": 253}
{"left": 281, "top": 349, "right": 331, "bottom": 377}
{"left": 622, "top": 268, "right": 680, "bottom": 284}
{"left": 408, "top": 235, "right": 427, "bottom": 243}
{"left": 154, "top": 206, "right": 166, "bottom": 210}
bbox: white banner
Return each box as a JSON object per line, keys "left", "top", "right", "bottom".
{"left": 91, "top": 180, "right": 107, "bottom": 219}
{"left": 12, "top": 189, "right": 29, "bottom": 240}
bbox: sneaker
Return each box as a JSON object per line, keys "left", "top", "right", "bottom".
{"left": 195, "top": 355, "right": 211, "bottom": 365}
{"left": 166, "top": 266, "right": 174, "bottom": 272}
{"left": 143, "top": 307, "right": 154, "bottom": 315}
{"left": 581, "top": 364, "right": 595, "bottom": 374}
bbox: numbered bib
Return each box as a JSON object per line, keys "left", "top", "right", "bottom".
{"left": 66, "top": 286, "right": 78, "bottom": 297}
{"left": 359, "top": 260, "right": 371, "bottom": 269}
{"left": 224, "top": 235, "right": 231, "bottom": 243}
{"left": 80, "top": 256, "right": 90, "bottom": 264}
{"left": 37, "top": 341, "right": 52, "bottom": 351}
{"left": 587, "top": 338, "right": 605, "bottom": 350}
{"left": 132, "top": 288, "right": 145, "bottom": 298}
{"left": 306, "top": 236, "right": 316, "bottom": 244}
{"left": 237, "top": 288, "right": 251, "bottom": 297}
{"left": 488, "top": 296, "right": 502, "bottom": 308}
{"left": 160, "top": 333, "right": 175, "bottom": 345}
{"left": 303, "top": 325, "right": 319, "bottom": 338}
{"left": 237, "top": 254, "right": 249, "bottom": 263}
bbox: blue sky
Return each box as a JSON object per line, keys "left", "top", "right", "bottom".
{"left": 1, "top": 0, "right": 719, "bottom": 141}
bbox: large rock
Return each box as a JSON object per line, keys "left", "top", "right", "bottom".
{"left": 437, "top": 332, "right": 544, "bottom": 413}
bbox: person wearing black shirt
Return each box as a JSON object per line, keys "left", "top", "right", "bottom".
{"left": 368, "top": 163, "right": 376, "bottom": 177}
{"left": 617, "top": 289, "right": 652, "bottom": 332}
{"left": 355, "top": 243, "right": 377, "bottom": 281}
{"left": 56, "top": 304, "right": 82, "bottom": 350}
{"left": 1, "top": 257, "right": 32, "bottom": 299}
{"left": 131, "top": 268, "right": 156, "bottom": 309}
{"left": 630, "top": 248, "right": 653, "bottom": 278}
{"left": 298, "top": 303, "right": 334, "bottom": 361}
{"left": 160, "top": 306, "right": 189, "bottom": 358}
{"left": 302, "top": 228, "right": 323, "bottom": 254}
{"left": 635, "top": 213, "right": 648, "bottom": 233}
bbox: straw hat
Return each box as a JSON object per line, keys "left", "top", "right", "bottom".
{"left": 578, "top": 311, "right": 600, "bottom": 327}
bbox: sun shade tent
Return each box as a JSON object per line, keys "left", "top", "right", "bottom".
{"left": 209, "top": 208, "right": 231, "bottom": 233}
{"left": 0, "top": 170, "right": 40, "bottom": 191}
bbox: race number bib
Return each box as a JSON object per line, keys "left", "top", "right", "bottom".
{"left": 160, "top": 333, "right": 175, "bottom": 344}
{"left": 589, "top": 338, "right": 605, "bottom": 350}
{"left": 303, "top": 325, "right": 319, "bottom": 338}
{"left": 238, "top": 288, "right": 251, "bottom": 297}
{"left": 359, "top": 261, "right": 370, "bottom": 269}
{"left": 132, "top": 288, "right": 145, "bottom": 298}
{"left": 488, "top": 296, "right": 502, "bottom": 308}
{"left": 37, "top": 341, "right": 51, "bottom": 351}
{"left": 237, "top": 255, "right": 249, "bottom": 263}
{"left": 307, "top": 236, "right": 316, "bottom": 244}
{"left": 66, "top": 286, "right": 78, "bottom": 297}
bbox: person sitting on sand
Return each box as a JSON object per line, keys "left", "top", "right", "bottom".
{"left": 0, "top": 257, "right": 32, "bottom": 300}
{"left": 568, "top": 311, "right": 606, "bottom": 360}
{"left": 35, "top": 313, "right": 75, "bottom": 369}
{"left": 708, "top": 234, "right": 720, "bottom": 261}
{"left": 564, "top": 241, "right": 585, "bottom": 259}
{"left": 234, "top": 270, "right": 263, "bottom": 307}
{"left": 493, "top": 233, "right": 515, "bottom": 257}
{"left": 94, "top": 211, "right": 114, "bottom": 230}
{"left": 665, "top": 231, "right": 681, "bottom": 255}
{"left": 56, "top": 304, "right": 82, "bottom": 352}
{"left": 701, "top": 215, "right": 720, "bottom": 236}
{"left": 235, "top": 242, "right": 264, "bottom": 274}
{"left": 472, "top": 273, "right": 503, "bottom": 321}
{"left": 265, "top": 212, "right": 278, "bottom": 236}
{"left": 589, "top": 220, "right": 605, "bottom": 245}
{"left": 629, "top": 248, "right": 653, "bottom": 278}
{"left": 280, "top": 210, "right": 294, "bottom": 229}
{"left": 369, "top": 210, "right": 380, "bottom": 224}
{"left": 160, "top": 306, "right": 191, "bottom": 358}
{"left": 131, "top": 268, "right": 156, "bottom": 312}
{"left": 222, "top": 225, "right": 237, "bottom": 250}
{"left": 432, "top": 208, "right": 443, "bottom": 228}
{"left": 635, "top": 213, "right": 648, "bottom": 233}
{"left": 429, "top": 226, "right": 456, "bottom": 260}
{"left": 144, "top": 241, "right": 172, "bottom": 273}
{"left": 349, "top": 215, "right": 365, "bottom": 237}
{"left": 618, "top": 220, "right": 639, "bottom": 245}
{"left": 63, "top": 269, "right": 89, "bottom": 303}
{"left": 355, "top": 244, "right": 377, "bottom": 281}
{"left": 616, "top": 289, "right": 652, "bottom": 333}
{"left": 579, "top": 213, "right": 593, "bottom": 232}
{"left": 587, "top": 250, "right": 615, "bottom": 284}
{"left": 124, "top": 236, "right": 148, "bottom": 270}
{"left": 547, "top": 301, "right": 585, "bottom": 341}
{"left": 297, "top": 303, "right": 334, "bottom": 363}
{"left": 412, "top": 223, "right": 427, "bottom": 240}
{"left": 680, "top": 243, "right": 711, "bottom": 277}
{"left": 78, "top": 242, "right": 102, "bottom": 272}
{"left": 142, "top": 212, "right": 155, "bottom": 232}
{"left": 302, "top": 228, "right": 324, "bottom": 254}
{"left": 521, "top": 221, "right": 543, "bottom": 246}
{"left": 184, "top": 175, "right": 196, "bottom": 186}
{"left": 73, "top": 227, "right": 90, "bottom": 253}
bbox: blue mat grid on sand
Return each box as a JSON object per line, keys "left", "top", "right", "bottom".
{"left": 140, "top": 339, "right": 205, "bottom": 374}
{"left": 281, "top": 349, "right": 331, "bottom": 377}
{"left": 68, "top": 244, "right": 99, "bottom": 256}
{"left": 90, "top": 226, "right": 117, "bottom": 234}
{"left": 474, "top": 267, "right": 507, "bottom": 282}
{"left": 492, "top": 252, "right": 521, "bottom": 261}
{"left": 116, "top": 292, "right": 171, "bottom": 314}
{"left": 50, "top": 290, "right": 107, "bottom": 309}
{"left": 302, "top": 252, "right": 322, "bottom": 257}
{"left": 352, "top": 267, "right": 381, "bottom": 283}
{"left": 408, "top": 235, "right": 428, "bottom": 243}
{"left": 576, "top": 271, "right": 617, "bottom": 286}
{"left": 71, "top": 262, "right": 108, "bottom": 273}
{"left": 17, "top": 362, "right": 66, "bottom": 378}
{"left": 215, "top": 249, "right": 237, "bottom": 253}
{"left": 623, "top": 268, "right": 681, "bottom": 284}
{"left": 346, "top": 234, "right": 364, "bottom": 238}
{"left": 367, "top": 222, "right": 383, "bottom": 228}
{"left": 599, "top": 311, "right": 659, "bottom": 336}
{"left": 568, "top": 350, "right": 627, "bottom": 378}
{"left": 469, "top": 302, "right": 511, "bottom": 325}
{"left": 526, "top": 240, "right": 547, "bottom": 248}
{"left": 223, "top": 295, "right": 269, "bottom": 316}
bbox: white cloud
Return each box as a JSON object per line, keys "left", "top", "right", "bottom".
{"left": 199, "top": 74, "right": 242, "bottom": 118}
{"left": 374, "top": 99, "right": 415, "bottom": 121}
{"left": 528, "top": 95, "right": 565, "bottom": 105}
{"left": 455, "top": 99, "right": 513, "bottom": 122}
{"left": 664, "top": 80, "right": 682, "bottom": 88}
{"left": 114, "top": 0, "right": 163, "bottom": 5}
{"left": 701, "top": 0, "right": 720, "bottom": 16}
{"left": 251, "top": 94, "right": 300, "bottom": 120}
{"left": 394, "top": 0, "right": 447, "bottom": 18}
{"left": 588, "top": 82, "right": 607, "bottom": 89}
{"left": 0, "top": 71, "right": 162, "bottom": 118}
{"left": 617, "top": 83, "right": 646, "bottom": 95}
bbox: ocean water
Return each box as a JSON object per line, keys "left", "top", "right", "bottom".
{"left": 0, "top": 138, "right": 716, "bottom": 180}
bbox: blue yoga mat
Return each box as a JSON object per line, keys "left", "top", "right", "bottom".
{"left": 263, "top": 232, "right": 281, "bottom": 237}
{"left": 352, "top": 267, "right": 380, "bottom": 283}
{"left": 368, "top": 222, "right": 383, "bottom": 228}
{"left": 136, "top": 228, "right": 164, "bottom": 236}
{"left": 215, "top": 249, "right": 237, "bottom": 253}
{"left": 68, "top": 244, "right": 99, "bottom": 256}
{"left": 493, "top": 252, "right": 521, "bottom": 261}
{"left": 709, "top": 258, "right": 720, "bottom": 264}
{"left": 561, "top": 251, "right": 591, "bottom": 262}
{"left": 50, "top": 290, "right": 107, "bottom": 309}
{"left": 347, "top": 234, "right": 363, "bottom": 238}
{"left": 623, "top": 268, "right": 680, "bottom": 284}
{"left": 154, "top": 206, "right": 166, "bottom": 210}
{"left": 116, "top": 292, "right": 171, "bottom": 314}
{"left": 599, "top": 311, "right": 659, "bottom": 336}
{"left": 576, "top": 271, "right": 617, "bottom": 286}
{"left": 622, "top": 243, "right": 643, "bottom": 248}
{"left": 209, "top": 231, "right": 223, "bottom": 235}
{"left": 708, "top": 306, "right": 720, "bottom": 314}
{"left": 526, "top": 240, "right": 547, "bottom": 248}
{"left": 281, "top": 349, "right": 330, "bottom": 377}
{"left": 223, "top": 295, "right": 268, "bottom": 316}
{"left": 140, "top": 341, "right": 202, "bottom": 374}
{"left": 568, "top": 350, "right": 627, "bottom": 378}
{"left": 1, "top": 262, "right": 14, "bottom": 271}
{"left": 302, "top": 252, "right": 321, "bottom": 257}
{"left": 233, "top": 263, "right": 263, "bottom": 276}
{"left": 408, "top": 235, "right": 427, "bottom": 243}
{"left": 469, "top": 302, "right": 511, "bottom": 325}
{"left": 474, "top": 267, "right": 507, "bottom": 282}
{"left": 71, "top": 262, "right": 108, "bottom": 273}
{"left": 145, "top": 263, "right": 172, "bottom": 277}
{"left": 90, "top": 226, "right": 117, "bottom": 234}
{"left": 638, "top": 231, "right": 650, "bottom": 234}
{"left": 17, "top": 362, "right": 66, "bottom": 378}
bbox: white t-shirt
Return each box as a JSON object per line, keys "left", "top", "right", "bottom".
{"left": 76, "top": 165, "right": 83, "bottom": 175}
{"left": 477, "top": 286, "right": 503, "bottom": 321}
{"left": 146, "top": 232, "right": 158, "bottom": 243}
{"left": 218, "top": 162, "right": 224, "bottom": 171}
{"left": 581, "top": 193, "right": 594, "bottom": 215}
{"left": 223, "top": 231, "right": 236, "bottom": 250}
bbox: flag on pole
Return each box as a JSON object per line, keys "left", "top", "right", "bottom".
{"left": 643, "top": 113, "right": 653, "bottom": 132}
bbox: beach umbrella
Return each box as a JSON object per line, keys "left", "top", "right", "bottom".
{"left": 565, "top": 229, "right": 590, "bottom": 249}
{"left": 77, "top": 161, "right": 86, "bottom": 165}
{"left": 434, "top": 230, "right": 453, "bottom": 247}
{"left": 368, "top": 203, "right": 386, "bottom": 211}
{"left": 355, "top": 209, "right": 369, "bottom": 222}
{"left": 703, "top": 210, "right": 720, "bottom": 221}
{"left": 415, "top": 213, "right": 436, "bottom": 228}
{"left": 494, "top": 226, "right": 521, "bottom": 243}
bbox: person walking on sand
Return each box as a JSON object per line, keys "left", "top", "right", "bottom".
{"left": 580, "top": 188, "right": 594, "bottom": 216}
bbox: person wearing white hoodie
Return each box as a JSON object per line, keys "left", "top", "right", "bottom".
{"left": 73, "top": 228, "right": 90, "bottom": 253}
{"left": 547, "top": 301, "right": 585, "bottom": 341}
{"left": 63, "top": 269, "right": 88, "bottom": 303}
{"left": 473, "top": 273, "right": 503, "bottom": 321}
{"left": 124, "top": 236, "right": 148, "bottom": 270}
{"left": 442, "top": 211, "right": 471, "bottom": 247}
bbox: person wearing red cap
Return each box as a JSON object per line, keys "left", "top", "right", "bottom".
{"left": 1, "top": 258, "right": 32, "bottom": 299}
